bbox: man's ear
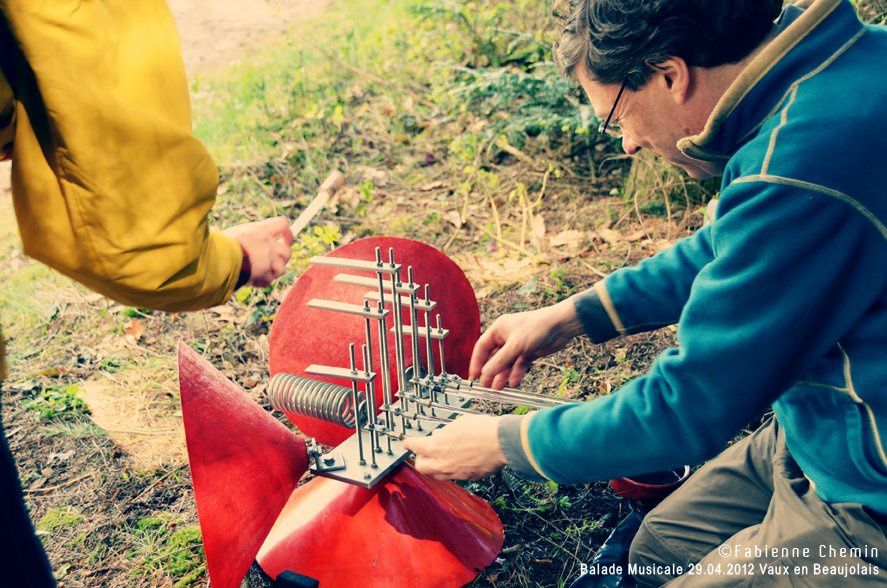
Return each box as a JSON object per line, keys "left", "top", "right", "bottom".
{"left": 647, "top": 57, "right": 692, "bottom": 105}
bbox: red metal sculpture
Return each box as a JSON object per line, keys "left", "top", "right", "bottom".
{"left": 178, "top": 237, "right": 505, "bottom": 587}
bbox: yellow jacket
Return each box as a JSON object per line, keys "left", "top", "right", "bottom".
{"left": 0, "top": 1, "right": 242, "bottom": 320}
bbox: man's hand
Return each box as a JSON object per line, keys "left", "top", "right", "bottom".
{"left": 403, "top": 414, "right": 507, "bottom": 481}
{"left": 470, "top": 298, "right": 584, "bottom": 389}
{"left": 223, "top": 217, "right": 293, "bottom": 287}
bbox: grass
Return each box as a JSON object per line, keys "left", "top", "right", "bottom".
{"left": 0, "top": 0, "right": 708, "bottom": 586}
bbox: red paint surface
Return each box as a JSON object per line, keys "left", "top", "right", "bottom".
{"left": 257, "top": 464, "right": 504, "bottom": 586}
{"left": 269, "top": 237, "right": 481, "bottom": 445}
{"left": 177, "top": 343, "right": 309, "bottom": 588}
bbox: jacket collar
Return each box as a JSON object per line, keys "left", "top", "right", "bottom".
{"left": 677, "top": 0, "right": 865, "bottom": 164}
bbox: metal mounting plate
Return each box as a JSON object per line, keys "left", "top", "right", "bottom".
{"left": 309, "top": 390, "right": 473, "bottom": 489}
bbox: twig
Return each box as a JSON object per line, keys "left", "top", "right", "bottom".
{"left": 487, "top": 194, "right": 503, "bottom": 241}
{"left": 632, "top": 189, "right": 652, "bottom": 242}
{"left": 482, "top": 230, "right": 546, "bottom": 262}
{"left": 443, "top": 224, "right": 463, "bottom": 251}
{"left": 577, "top": 258, "right": 608, "bottom": 279}
{"left": 26, "top": 472, "right": 93, "bottom": 494}
{"left": 532, "top": 167, "right": 551, "bottom": 210}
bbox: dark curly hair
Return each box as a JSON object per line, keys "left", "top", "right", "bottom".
{"left": 555, "top": 0, "right": 783, "bottom": 90}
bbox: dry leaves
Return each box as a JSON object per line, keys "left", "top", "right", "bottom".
{"left": 123, "top": 319, "right": 146, "bottom": 342}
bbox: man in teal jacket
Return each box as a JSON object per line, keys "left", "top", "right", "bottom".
{"left": 405, "top": 0, "right": 887, "bottom": 584}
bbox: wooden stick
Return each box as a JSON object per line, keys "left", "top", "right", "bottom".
{"left": 290, "top": 170, "right": 346, "bottom": 237}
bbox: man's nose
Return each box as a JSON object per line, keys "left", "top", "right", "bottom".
{"left": 622, "top": 136, "right": 642, "bottom": 156}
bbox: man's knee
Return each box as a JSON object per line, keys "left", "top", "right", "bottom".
{"left": 628, "top": 517, "right": 683, "bottom": 587}
{"left": 627, "top": 519, "right": 656, "bottom": 570}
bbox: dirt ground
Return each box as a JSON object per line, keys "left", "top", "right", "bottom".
{"left": 168, "top": 0, "right": 328, "bottom": 76}
{"left": 0, "top": 2, "right": 331, "bottom": 587}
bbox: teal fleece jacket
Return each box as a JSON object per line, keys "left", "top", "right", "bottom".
{"left": 500, "top": 0, "right": 887, "bottom": 514}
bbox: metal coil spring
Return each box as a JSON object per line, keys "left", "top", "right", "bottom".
{"left": 269, "top": 373, "right": 367, "bottom": 428}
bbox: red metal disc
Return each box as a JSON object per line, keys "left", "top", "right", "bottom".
{"left": 177, "top": 343, "right": 309, "bottom": 588}
{"left": 269, "top": 236, "right": 480, "bottom": 445}
{"left": 256, "top": 463, "right": 504, "bottom": 586}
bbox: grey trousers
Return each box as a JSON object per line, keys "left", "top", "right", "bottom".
{"left": 629, "top": 418, "right": 887, "bottom": 586}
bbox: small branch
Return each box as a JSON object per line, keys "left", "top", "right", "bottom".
{"left": 27, "top": 473, "right": 93, "bottom": 494}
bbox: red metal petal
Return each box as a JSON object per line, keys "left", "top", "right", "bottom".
{"left": 257, "top": 463, "right": 504, "bottom": 586}
{"left": 177, "top": 343, "right": 309, "bottom": 588}
{"left": 269, "top": 236, "right": 481, "bottom": 445}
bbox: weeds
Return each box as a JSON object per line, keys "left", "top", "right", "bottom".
{"left": 1, "top": 0, "right": 705, "bottom": 585}
{"left": 24, "top": 384, "right": 89, "bottom": 421}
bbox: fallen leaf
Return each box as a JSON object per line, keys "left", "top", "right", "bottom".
{"left": 549, "top": 229, "right": 588, "bottom": 249}
{"left": 444, "top": 210, "right": 463, "bottom": 228}
{"left": 210, "top": 305, "right": 239, "bottom": 324}
{"left": 597, "top": 227, "right": 623, "bottom": 245}
{"left": 420, "top": 181, "right": 445, "bottom": 191}
{"left": 123, "top": 319, "right": 146, "bottom": 341}
{"left": 49, "top": 451, "right": 75, "bottom": 462}
{"left": 356, "top": 165, "right": 389, "bottom": 187}
{"left": 83, "top": 293, "right": 105, "bottom": 304}
{"left": 625, "top": 229, "right": 648, "bottom": 243}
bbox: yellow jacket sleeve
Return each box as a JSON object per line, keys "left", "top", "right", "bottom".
{"left": 0, "top": 1, "right": 242, "bottom": 312}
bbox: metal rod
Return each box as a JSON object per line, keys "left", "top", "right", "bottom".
{"left": 348, "top": 344, "right": 365, "bottom": 466}
{"left": 364, "top": 290, "right": 436, "bottom": 311}
{"left": 305, "top": 364, "right": 376, "bottom": 383}
{"left": 391, "top": 325, "right": 450, "bottom": 340}
{"left": 334, "top": 273, "right": 419, "bottom": 295}
{"left": 374, "top": 301, "right": 395, "bottom": 453}
{"left": 307, "top": 298, "right": 387, "bottom": 319}
{"left": 310, "top": 255, "right": 400, "bottom": 274}
{"left": 406, "top": 267, "right": 424, "bottom": 429}
{"left": 361, "top": 344, "right": 378, "bottom": 468}
{"left": 387, "top": 249, "right": 411, "bottom": 429}
{"left": 406, "top": 412, "right": 455, "bottom": 425}
{"left": 375, "top": 248, "right": 407, "bottom": 436}
{"left": 436, "top": 314, "right": 448, "bottom": 403}
{"left": 435, "top": 315, "right": 447, "bottom": 374}
{"left": 361, "top": 312, "right": 384, "bottom": 452}
{"left": 404, "top": 395, "right": 480, "bottom": 417}
{"left": 422, "top": 285, "right": 436, "bottom": 415}
{"left": 437, "top": 379, "right": 572, "bottom": 408}
{"left": 406, "top": 268, "right": 423, "bottom": 382}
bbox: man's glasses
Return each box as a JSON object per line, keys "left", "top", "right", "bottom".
{"left": 598, "top": 79, "right": 628, "bottom": 139}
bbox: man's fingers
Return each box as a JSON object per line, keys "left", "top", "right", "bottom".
{"left": 480, "top": 344, "right": 520, "bottom": 387}
{"left": 491, "top": 369, "right": 511, "bottom": 391}
{"left": 401, "top": 436, "right": 429, "bottom": 455}
{"left": 412, "top": 457, "right": 452, "bottom": 480}
{"left": 469, "top": 329, "right": 500, "bottom": 379}
{"left": 508, "top": 357, "right": 529, "bottom": 388}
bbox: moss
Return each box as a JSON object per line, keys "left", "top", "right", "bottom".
{"left": 37, "top": 507, "right": 84, "bottom": 532}
{"left": 134, "top": 515, "right": 169, "bottom": 532}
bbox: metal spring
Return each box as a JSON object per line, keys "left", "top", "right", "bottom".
{"left": 269, "top": 373, "right": 367, "bottom": 428}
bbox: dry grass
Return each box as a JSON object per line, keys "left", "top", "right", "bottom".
{"left": 0, "top": 0, "right": 721, "bottom": 586}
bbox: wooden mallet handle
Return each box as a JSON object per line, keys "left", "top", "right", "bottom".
{"left": 290, "top": 171, "right": 346, "bottom": 237}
